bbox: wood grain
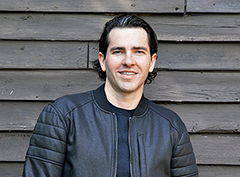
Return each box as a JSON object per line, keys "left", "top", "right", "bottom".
{"left": 1, "top": 132, "right": 240, "bottom": 165}
{"left": 0, "top": 70, "right": 239, "bottom": 102}
{"left": 0, "top": 41, "right": 88, "bottom": 69}
{"left": 0, "top": 101, "right": 49, "bottom": 131}
{"left": 0, "top": 163, "right": 24, "bottom": 177}
{"left": 1, "top": 102, "right": 239, "bottom": 133}
{"left": 0, "top": 70, "right": 102, "bottom": 101}
{"left": 161, "top": 103, "right": 240, "bottom": 133}
{"left": 1, "top": 14, "right": 240, "bottom": 41}
{"left": 2, "top": 41, "right": 240, "bottom": 70}
{"left": 0, "top": 132, "right": 31, "bottom": 161}
{"left": 145, "top": 71, "right": 240, "bottom": 102}
{"left": 0, "top": 0, "right": 184, "bottom": 13}
{"left": 89, "top": 42, "right": 240, "bottom": 70}
{"left": 191, "top": 134, "right": 240, "bottom": 165}
{"left": 187, "top": 0, "right": 240, "bottom": 13}
{"left": 198, "top": 165, "right": 240, "bottom": 177}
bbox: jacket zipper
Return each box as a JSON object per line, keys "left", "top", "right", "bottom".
{"left": 129, "top": 117, "right": 133, "bottom": 177}
{"left": 113, "top": 113, "right": 118, "bottom": 177}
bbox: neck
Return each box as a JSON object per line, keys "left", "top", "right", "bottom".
{"left": 104, "top": 84, "right": 143, "bottom": 110}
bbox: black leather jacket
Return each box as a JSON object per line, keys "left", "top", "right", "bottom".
{"left": 23, "top": 84, "right": 198, "bottom": 177}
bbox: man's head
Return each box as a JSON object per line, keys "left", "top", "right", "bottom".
{"left": 92, "top": 14, "right": 158, "bottom": 84}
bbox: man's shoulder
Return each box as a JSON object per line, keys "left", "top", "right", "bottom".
{"left": 49, "top": 90, "right": 94, "bottom": 116}
{"left": 148, "top": 101, "right": 186, "bottom": 132}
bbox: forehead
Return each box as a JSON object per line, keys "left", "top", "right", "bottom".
{"left": 108, "top": 27, "right": 149, "bottom": 47}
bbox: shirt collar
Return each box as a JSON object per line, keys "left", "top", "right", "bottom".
{"left": 93, "top": 84, "right": 148, "bottom": 116}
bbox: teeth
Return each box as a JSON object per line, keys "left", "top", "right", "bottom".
{"left": 121, "top": 72, "right": 136, "bottom": 75}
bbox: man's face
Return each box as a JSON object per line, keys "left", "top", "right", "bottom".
{"left": 99, "top": 27, "right": 157, "bottom": 95}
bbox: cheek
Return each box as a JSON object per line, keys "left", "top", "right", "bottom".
{"left": 105, "top": 57, "right": 121, "bottom": 70}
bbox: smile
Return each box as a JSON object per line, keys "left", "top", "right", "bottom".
{"left": 120, "top": 72, "right": 137, "bottom": 75}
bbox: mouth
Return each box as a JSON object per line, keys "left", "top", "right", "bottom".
{"left": 120, "top": 72, "right": 137, "bottom": 75}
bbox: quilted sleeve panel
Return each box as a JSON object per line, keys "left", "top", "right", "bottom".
{"left": 23, "top": 104, "right": 68, "bottom": 177}
{"left": 171, "top": 130, "right": 199, "bottom": 177}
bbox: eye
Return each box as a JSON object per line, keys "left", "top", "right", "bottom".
{"left": 112, "top": 50, "right": 123, "bottom": 55}
{"left": 135, "top": 50, "right": 145, "bottom": 55}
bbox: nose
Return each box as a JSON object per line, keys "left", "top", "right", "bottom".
{"left": 122, "top": 51, "right": 136, "bottom": 66}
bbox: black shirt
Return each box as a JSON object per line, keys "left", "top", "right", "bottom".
{"left": 109, "top": 102, "right": 135, "bottom": 177}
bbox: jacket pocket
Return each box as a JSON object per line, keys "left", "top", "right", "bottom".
{"left": 137, "top": 134, "right": 147, "bottom": 177}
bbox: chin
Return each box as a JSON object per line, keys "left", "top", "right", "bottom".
{"left": 118, "top": 83, "right": 143, "bottom": 93}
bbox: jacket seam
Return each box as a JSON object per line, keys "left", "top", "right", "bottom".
{"left": 172, "top": 170, "right": 199, "bottom": 177}
{"left": 25, "top": 155, "right": 64, "bottom": 167}
{"left": 172, "top": 161, "right": 197, "bottom": 169}
{"left": 177, "top": 138, "right": 191, "bottom": 146}
{"left": 148, "top": 106, "right": 187, "bottom": 153}
{"left": 32, "top": 132, "right": 67, "bottom": 144}
{"left": 148, "top": 106, "right": 182, "bottom": 136}
{"left": 29, "top": 144, "right": 66, "bottom": 155}
{"left": 45, "top": 104, "right": 68, "bottom": 132}
{"left": 36, "top": 121, "right": 66, "bottom": 131}
{"left": 172, "top": 151, "right": 194, "bottom": 158}
{"left": 51, "top": 96, "right": 94, "bottom": 119}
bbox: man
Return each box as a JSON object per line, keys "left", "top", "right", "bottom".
{"left": 23, "top": 14, "right": 198, "bottom": 176}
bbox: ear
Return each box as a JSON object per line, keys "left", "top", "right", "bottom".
{"left": 98, "top": 52, "right": 106, "bottom": 72}
{"left": 149, "top": 53, "right": 157, "bottom": 72}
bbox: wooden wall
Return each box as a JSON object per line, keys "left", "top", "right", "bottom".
{"left": 1, "top": 0, "right": 240, "bottom": 176}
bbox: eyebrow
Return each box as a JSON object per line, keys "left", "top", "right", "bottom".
{"left": 109, "top": 47, "right": 125, "bottom": 52}
{"left": 109, "top": 46, "right": 148, "bottom": 52}
{"left": 132, "top": 46, "right": 148, "bottom": 51}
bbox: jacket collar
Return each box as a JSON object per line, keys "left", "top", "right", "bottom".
{"left": 93, "top": 84, "right": 148, "bottom": 116}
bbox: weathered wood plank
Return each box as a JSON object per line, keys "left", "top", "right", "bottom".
{"left": 191, "top": 134, "right": 240, "bottom": 165}
{"left": 187, "top": 0, "right": 240, "bottom": 13}
{"left": 0, "top": 0, "right": 184, "bottom": 13}
{"left": 156, "top": 42, "right": 240, "bottom": 70}
{"left": 0, "top": 41, "right": 88, "bottom": 69}
{"left": 3, "top": 41, "right": 239, "bottom": 70}
{"left": 0, "top": 163, "right": 24, "bottom": 177}
{"left": 161, "top": 103, "right": 240, "bottom": 133}
{"left": 198, "top": 165, "right": 240, "bottom": 177}
{"left": 1, "top": 101, "right": 239, "bottom": 133}
{"left": 1, "top": 132, "right": 240, "bottom": 165}
{"left": 0, "top": 132, "right": 31, "bottom": 161}
{"left": 146, "top": 71, "right": 240, "bottom": 102}
{"left": 89, "top": 42, "right": 240, "bottom": 70}
{"left": 0, "top": 101, "right": 49, "bottom": 131}
{"left": 0, "top": 70, "right": 102, "bottom": 101}
{"left": 0, "top": 70, "right": 239, "bottom": 102}
{"left": 1, "top": 14, "right": 240, "bottom": 42}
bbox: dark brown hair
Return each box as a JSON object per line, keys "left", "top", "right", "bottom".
{"left": 92, "top": 14, "right": 158, "bottom": 84}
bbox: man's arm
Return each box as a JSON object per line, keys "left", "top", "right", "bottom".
{"left": 171, "top": 129, "right": 199, "bottom": 177}
{"left": 23, "top": 104, "right": 67, "bottom": 177}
